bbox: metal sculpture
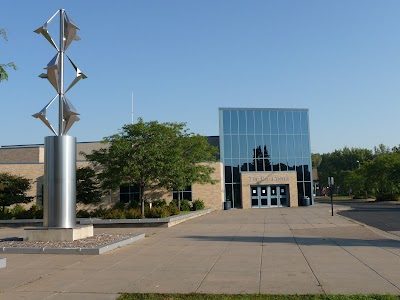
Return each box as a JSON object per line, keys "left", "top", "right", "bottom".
{"left": 33, "top": 10, "right": 87, "bottom": 228}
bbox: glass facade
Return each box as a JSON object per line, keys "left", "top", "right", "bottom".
{"left": 219, "top": 108, "right": 312, "bottom": 208}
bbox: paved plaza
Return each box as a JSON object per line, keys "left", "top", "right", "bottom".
{"left": 1, "top": 202, "right": 400, "bottom": 299}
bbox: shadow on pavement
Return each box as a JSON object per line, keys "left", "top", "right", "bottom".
{"left": 182, "top": 235, "right": 400, "bottom": 247}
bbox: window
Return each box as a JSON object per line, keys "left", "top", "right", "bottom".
{"left": 120, "top": 184, "right": 140, "bottom": 203}
{"left": 173, "top": 186, "right": 192, "bottom": 201}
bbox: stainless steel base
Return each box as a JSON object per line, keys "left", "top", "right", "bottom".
{"left": 43, "top": 135, "right": 77, "bottom": 228}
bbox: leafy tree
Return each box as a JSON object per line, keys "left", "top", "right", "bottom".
{"left": 364, "top": 153, "right": 400, "bottom": 195}
{"left": 85, "top": 119, "right": 216, "bottom": 217}
{"left": 76, "top": 166, "right": 104, "bottom": 205}
{"left": 158, "top": 133, "right": 218, "bottom": 210}
{"left": 0, "top": 29, "right": 17, "bottom": 82}
{"left": 0, "top": 173, "right": 33, "bottom": 213}
{"left": 373, "top": 143, "right": 391, "bottom": 157}
{"left": 318, "top": 146, "right": 373, "bottom": 191}
{"left": 311, "top": 153, "right": 322, "bottom": 169}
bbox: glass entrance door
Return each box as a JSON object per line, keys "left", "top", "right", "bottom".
{"left": 251, "top": 185, "right": 288, "bottom": 208}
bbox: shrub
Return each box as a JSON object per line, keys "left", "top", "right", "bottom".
{"left": 168, "top": 204, "right": 180, "bottom": 216}
{"left": 28, "top": 204, "right": 43, "bottom": 219}
{"left": 10, "top": 204, "right": 29, "bottom": 219}
{"left": 180, "top": 199, "right": 191, "bottom": 211}
{"left": 0, "top": 207, "right": 11, "bottom": 220}
{"left": 169, "top": 199, "right": 191, "bottom": 211}
{"left": 376, "top": 193, "right": 400, "bottom": 201}
{"left": 145, "top": 207, "right": 170, "bottom": 218}
{"left": 191, "top": 199, "right": 205, "bottom": 211}
{"left": 152, "top": 199, "right": 167, "bottom": 208}
{"left": 103, "top": 209, "right": 126, "bottom": 219}
{"left": 113, "top": 202, "right": 126, "bottom": 210}
{"left": 76, "top": 210, "right": 91, "bottom": 218}
{"left": 125, "top": 208, "right": 142, "bottom": 219}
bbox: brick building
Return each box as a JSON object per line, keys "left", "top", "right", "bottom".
{"left": 0, "top": 108, "right": 312, "bottom": 210}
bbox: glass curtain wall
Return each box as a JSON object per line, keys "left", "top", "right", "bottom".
{"left": 220, "top": 108, "right": 312, "bottom": 207}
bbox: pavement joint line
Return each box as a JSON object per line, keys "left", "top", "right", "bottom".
{"left": 259, "top": 208, "right": 268, "bottom": 294}
{"left": 329, "top": 237, "right": 400, "bottom": 292}
{"left": 194, "top": 217, "right": 245, "bottom": 293}
{"left": 123, "top": 229, "right": 198, "bottom": 293}
{"left": 286, "top": 212, "right": 326, "bottom": 295}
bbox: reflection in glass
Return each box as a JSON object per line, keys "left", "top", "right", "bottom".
{"left": 240, "top": 160, "right": 248, "bottom": 172}
{"left": 272, "top": 159, "right": 280, "bottom": 171}
{"left": 239, "top": 110, "right": 246, "bottom": 134}
{"left": 231, "top": 110, "right": 239, "bottom": 134}
{"left": 262, "top": 110, "right": 270, "bottom": 134}
{"left": 224, "top": 165, "right": 232, "bottom": 183}
{"left": 294, "top": 135, "right": 302, "bottom": 157}
{"left": 223, "top": 135, "right": 231, "bottom": 158}
{"left": 255, "top": 135, "right": 264, "bottom": 158}
{"left": 263, "top": 135, "right": 272, "bottom": 157}
{"left": 270, "top": 111, "right": 278, "bottom": 134}
{"left": 287, "top": 135, "right": 295, "bottom": 157}
{"left": 305, "top": 182, "right": 312, "bottom": 199}
{"left": 297, "top": 182, "right": 305, "bottom": 205}
{"left": 254, "top": 110, "right": 262, "bottom": 134}
{"left": 233, "top": 184, "right": 242, "bottom": 208}
{"left": 287, "top": 157, "right": 295, "bottom": 171}
{"left": 293, "top": 111, "right": 301, "bottom": 134}
{"left": 239, "top": 135, "right": 247, "bottom": 159}
{"left": 303, "top": 158, "right": 311, "bottom": 181}
{"left": 278, "top": 111, "right": 286, "bottom": 135}
{"left": 279, "top": 135, "right": 287, "bottom": 159}
{"left": 285, "top": 111, "right": 294, "bottom": 134}
{"left": 232, "top": 159, "right": 240, "bottom": 183}
{"left": 264, "top": 159, "right": 272, "bottom": 171}
{"left": 256, "top": 158, "right": 264, "bottom": 171}
{"left": 246, "top": 110, "right": 255, "bottom": 134}
{"left": 225, "top": 184, "right": 233, "bottom": 202}
{"left": 247, "top": 135, "right": 255, "bottom": 159}
{"left": 301, "top": 111, "right": 309, "bottom": 134}
{"left": 302, "top": 134, "right": 310, "bottom": 156}
{"left": 223, "top": 110, "right": 231, "bottom": 134}
{"left": 232, "top": 135, "right": 239, "bottom": 158}
{"left": 296, "top": 161, "right": 304, "bottom": 181}
{"left": 271, "top": 135, "right": 279, "bottom": 157}
{"left": 248, "top": 161, "right": 255, "bottom": 171}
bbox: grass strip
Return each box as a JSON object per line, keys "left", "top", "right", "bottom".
{"left": 117, "top": 294, "right": 400, "bottom": 300}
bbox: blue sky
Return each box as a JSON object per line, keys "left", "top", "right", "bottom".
{"left": 1, "top": 0, "right": 400, "bottom": 154}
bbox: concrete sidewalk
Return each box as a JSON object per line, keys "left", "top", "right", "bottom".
{"left": 1, "top": 202, "right": 400, "bottom": 299}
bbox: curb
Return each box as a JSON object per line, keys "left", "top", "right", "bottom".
{"left": 0, "top": 209, "right": 214, "bottom": 228}
{"left": 0, "top": 233, "right": 145, "bottom": 255}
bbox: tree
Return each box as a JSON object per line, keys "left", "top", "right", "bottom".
{"left": 311, "top": 153, "right": 322, "bottom": 169}
{"left": 0, "top": 173, "right": 33, "bottom": 213}
{"left": 0, "top": 29, "right": 17, "bottom": 82}
{"left": 318, "top": 146, "right": 373, "bottom": 191}
{"left": 158, "top": 134, "right": 218, "bottom": 210}
{"left": 84, "top": 119, "right": 217, "bottom": 217}
{"left": 76, "top": 166, "right": 104, "bottom": 205}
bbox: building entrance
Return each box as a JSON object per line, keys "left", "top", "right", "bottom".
{"left": 250, "top": 185, "right": 288, "bottom": 208}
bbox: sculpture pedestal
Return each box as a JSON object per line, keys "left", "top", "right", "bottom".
{"left": 24, "top": 225, "right": 93, "bottom": 242}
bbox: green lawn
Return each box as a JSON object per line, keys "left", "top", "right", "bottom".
{"left": 117, "top": 294, "right": 400, "bottom": 300}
